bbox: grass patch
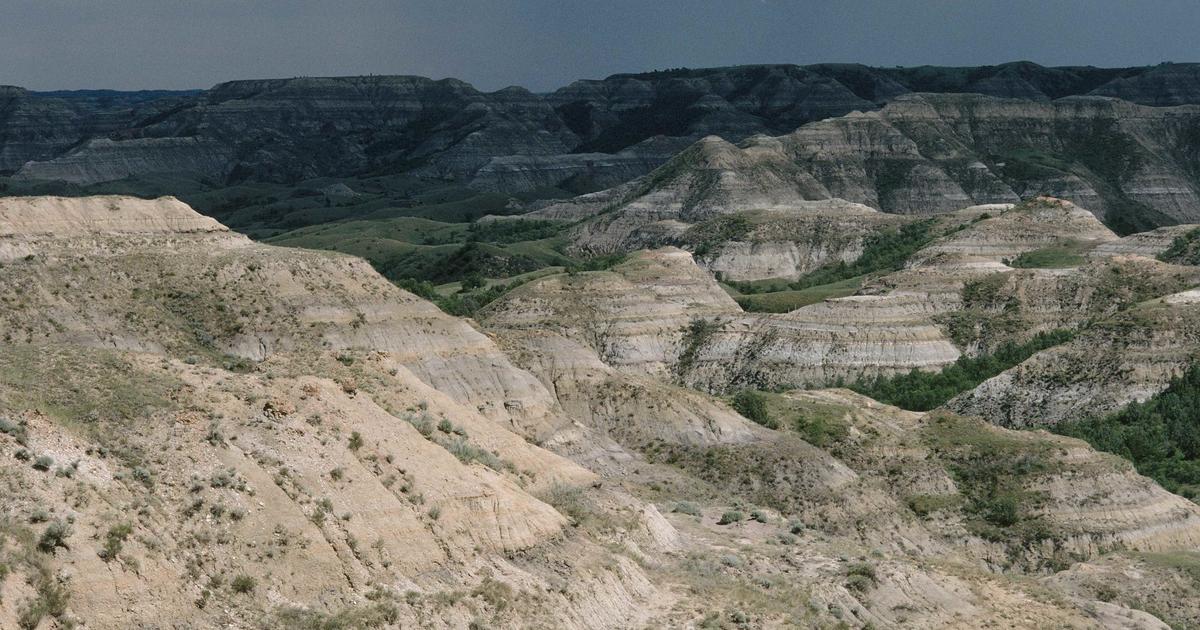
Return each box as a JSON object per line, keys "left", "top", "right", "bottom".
{"left": 750, "top": 392, "right": 852, "bottom": 448}
{"left": 730, "top": 276, "right": 863, "bottom": 313}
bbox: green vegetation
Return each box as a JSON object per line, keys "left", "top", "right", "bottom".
{"left": 728, "top": 276, "right": 863, "bottom": 313}
{"left": 231, "top": 574, "right": 257, "bottom": 594}
{"left": 921, "top": 413, "right": 1055, "bottom": 544}
{"left": 36, "top": 520, "right": 72, "bottom": 554}
{"left": 844, "top": 562, "right": 878, "bottom": 593}
{"left": 1009, "top": 240, "right": 1091, "bottom": 268}
{"left": 731, "top": 390, "right": 774, "bottom": 428}
{"left": 537, "top": 483, "right": 593, "bottom": 526}
{"left": 1159, "top": 226, "right": 1200, "bottom": 265}
{"left": 0, "top": 172, "right": 574, "bottom": 238}
{"left": 1056, "top": 364, "right": 1200, "bottom": 500}
{"left": 852, "top": 330, "right": 1074, "bottom": 411}
{"left": 675, "top": 318, "right": 721, "bottom": 378}
{"left": 717, "top": 510, "right": 743, "bottom": 525}
{"left": 904, "top": 493, "right": 962, "bottom": 518}
{"left": 689, "top": 215, "right": 753, "bottom": 257}
{"left": 98, "top": 523, "right": 133, "bottom": 562}
{"left": 750, "top": 392, "right": 852, "bottom": 448}
{"left": 722, "top": 219, "right": 937, "bottom": 311}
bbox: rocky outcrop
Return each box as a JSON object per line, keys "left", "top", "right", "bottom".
{"left": 908, "top": 197, "right": 1117, "bottom": 266}
{"left": 15, "top": 136, "right": 235, "bottom": 183}
{"left": 0, "top": 86, "right": 194, "bottom": 172}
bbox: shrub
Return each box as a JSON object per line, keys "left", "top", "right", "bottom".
{"left": 538, "top": 483, "right": 591, "bottom": 525}
{"left": 348, "top": 432, "right": 364, "bottom": 451}
{"left": 444, "top": 439, "right": 510, "bottom": 472}
{"left": 717, "top": 511, "right": 743, "bottom": 525}
{"left": 673, "top": 501, "right": 702, "bottom": 517}
{"left": 37, "top": 520, "right": 72, "bottom": 553}
{"left": 1056, "top": 363, "right": 1200, "bottom": 498}
{"left": 750, "top": 510, "right": 769, "bottom": 523}
{"left": 98, "top": 523, "right": 133, "bottom": 561}
{"left": 231, "top": 574, "right": 256, "bottom": 594}
{"left": 32, "top": 455, "right": 53, "bottom": 472}
{"left": 17, "top": 577, "right": 69, "bottom": 630}
{"left": 732, "top": 390, "right": 776, "bottom": 428}
{"left": 437, "top": 419, "right": 454, "bottom": 434}
{"left": 845, "top": 562, "right": 878, "bottom": 592}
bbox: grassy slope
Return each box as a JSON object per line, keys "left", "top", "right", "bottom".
{"left": 725, "top": 277, "right": 863, "bottom": 313}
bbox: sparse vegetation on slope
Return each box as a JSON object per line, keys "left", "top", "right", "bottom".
{"left": 921, "top": 412, "right": 1057, "bottom": 546}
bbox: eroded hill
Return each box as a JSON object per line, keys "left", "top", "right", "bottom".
{"left": 4, "top": 195, "right": 1200, "bottom": 629}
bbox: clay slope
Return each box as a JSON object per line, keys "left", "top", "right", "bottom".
{"left": 907, "top": 197, "right": 1118, "bottom": 266}
{"left": 0, "top": 195, "right": 681, "bottom": 629}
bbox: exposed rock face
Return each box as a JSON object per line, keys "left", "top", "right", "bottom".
{"left": 949, "top": 288, "right": 1200, "bottom": 426}
{"left": 0, "top": 86, "right": 195, "bottom": 172}
{"left": 16, "top": 136, "right": 235, "bottom": 183}
{"left": 12, "top": 62, "right": 1200, "bottom": 205}
{"left": 908, "top": 197, "right": 1117, "bottom": 266}
{"left": 542, "top": 94, "right": 1200, "bottom": 240}
{"left": 1089, "top": 224, "right": 1200, "bottom": 259}
{"left": 468, "top": 143, "right": 686, "bottom": 193}
{"left": 482, "top": 247, "right": 962, "bottom": 391}
{"left": 481, "top": 248, "right": 741, "bottom": 378}
{"left": 0, "top": 195, "right": 683, "bottom": 628}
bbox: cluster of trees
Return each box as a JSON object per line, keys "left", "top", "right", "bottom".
{"left": 1056, "top": 364, "right": 1200, "bottom": 500}
{"left": 852, "top": 330, "right": 1074, "bottom": 411}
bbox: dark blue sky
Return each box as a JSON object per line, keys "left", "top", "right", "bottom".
{"left": 5, "top": 0, "right": 1197, "bottom": 92}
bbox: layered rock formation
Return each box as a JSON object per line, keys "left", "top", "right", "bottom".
{"left": 482, "top": 247, "right": 963, "bottom": 391}
{"left": 3, "top": 195, "right": 1200, "bottom": 628}
{"left": 949, "top": 288, "right": 1200, "bottom": 427}
{"left": 11, "top": 62, "right": 1200, "bottom": 212}
{"left": 540, "top": 94, "right": 1200, "bottom": 239}
{"left": 1089, "top": 223, "right": 1200, "bottom": 259}
{"left": 0, "top": 86, "right": 195, "bottom": 172}
{"left": 907, "top": 197, "right": 1118, "bottom": 266}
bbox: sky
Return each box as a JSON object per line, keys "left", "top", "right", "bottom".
{"left": 3, "top": 0, "right": 1198, "bottom": 92}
